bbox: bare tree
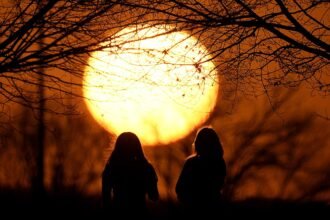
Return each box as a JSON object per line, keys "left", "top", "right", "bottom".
{"left": 114, "top": 0, "right": 329, "bottom": 94}
{"left": 0, "top": 0, "right": 130, "bottom": 199}
{"left": 223, "top": 100, "right": 330, "bottom": 201}
{"left": 0, "top": 0, "right": 128, "bottom": 110}
{"left": 1, "top": 0, "right": 329, "bottom": 109}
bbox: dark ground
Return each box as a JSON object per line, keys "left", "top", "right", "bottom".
{"left": 0, "top": 189, "right": 329, "bottom": 219}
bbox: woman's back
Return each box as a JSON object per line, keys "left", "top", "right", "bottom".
{"left": 108, "top": 160, "right": 158, "bottom": 210}
{"left": 176, "top": 155, "right": 226, "bottom": 205}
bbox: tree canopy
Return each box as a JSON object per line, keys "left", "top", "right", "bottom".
{"left": 0, "top": 0, "right": 329, "bottom": 110}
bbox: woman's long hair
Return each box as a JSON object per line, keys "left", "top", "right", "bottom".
{"left": 194, "top": 127, "right": 224, "bottom": 159}
{"left": 108, "top": 132, "right": 147, "bottom": 167}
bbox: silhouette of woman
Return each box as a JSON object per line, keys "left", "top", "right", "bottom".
{"left": 176, "top": 127, "right": 226, "bottom": 214}
{"left": 102, "top": 132, "right": 159, "bottom": 217}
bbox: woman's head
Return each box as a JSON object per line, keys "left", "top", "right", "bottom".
{"left": 194, "top": 127, "right": 223, "bottom": 158}
{"left": 112, "top": 132, "right": 146, "bottom": 162}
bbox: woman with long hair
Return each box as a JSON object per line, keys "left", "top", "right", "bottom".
{"left": 176, "top": 127, "right": 226, "bottom": 215}
{"left": 102, "top": 132, "right": 159, "bottom": 217}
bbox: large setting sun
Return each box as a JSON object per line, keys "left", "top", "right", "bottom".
{"left": 83, "top": 25, "right": 219, "bottom": 146}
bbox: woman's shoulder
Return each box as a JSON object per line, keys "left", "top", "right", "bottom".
{"left": 186, "top": 154, "right": 198, "bottom": 161}
{"left": 145, "top": 161, "right": 154, "bottom": 169}
{"left": 142, "top": 160, "right": 158, "bottom": 180}
{"left": 184, "top": 154, "right": 200, "bottom": 165}
{"left": 143, "top": 160, "right": 156, "bottom": 172}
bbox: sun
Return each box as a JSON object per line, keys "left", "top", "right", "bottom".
{"left": 83, "top": 25, "right": 219, "bottom": 146}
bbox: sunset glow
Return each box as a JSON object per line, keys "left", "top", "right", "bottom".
{"left": 83, "top": 25, "right": 218, "bottom": 146}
